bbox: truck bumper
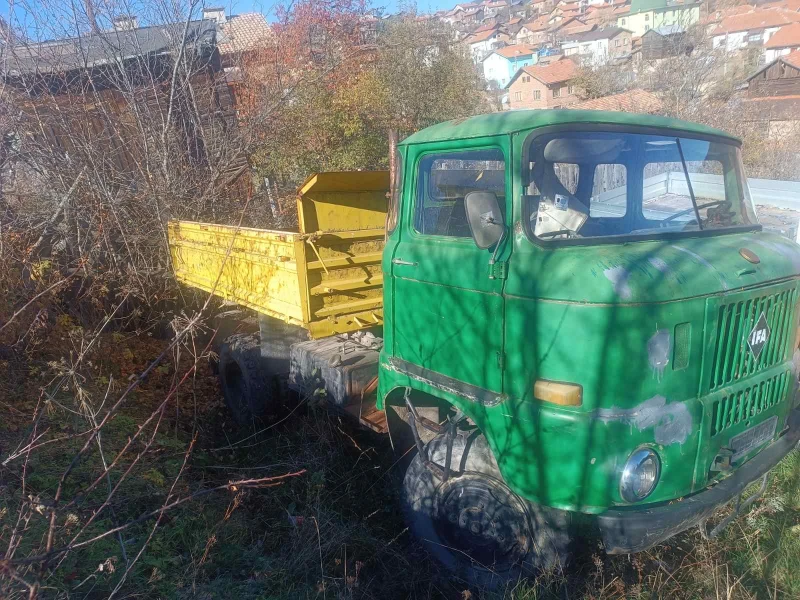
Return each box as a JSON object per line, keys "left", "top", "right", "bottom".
{"left": 596, "top": 406, "right": 800, "bottom": 554}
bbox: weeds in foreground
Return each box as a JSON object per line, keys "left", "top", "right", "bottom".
{"left": 1, "top": 318, "right": 799, "bottom": 598}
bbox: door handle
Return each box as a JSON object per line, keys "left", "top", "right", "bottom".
{"left": 392, "top": 258, "right": 418, "bottom": 267}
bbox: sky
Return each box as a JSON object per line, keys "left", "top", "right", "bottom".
{"left": 0, "top": 0, "right": 460, "bottom": 31}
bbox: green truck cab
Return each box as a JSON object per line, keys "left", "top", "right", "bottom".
{"left": 378, "top": 111, "right": 800, "bottom": 581}
{"left": 169, "top": 110, "right": 800, "bottom": 584}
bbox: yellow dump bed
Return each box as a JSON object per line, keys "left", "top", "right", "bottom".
{"left": 168, "top": 171, "right": 388, "bottom": 339}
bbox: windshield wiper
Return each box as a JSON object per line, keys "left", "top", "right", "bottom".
{"left": 675, "top": 138, "right": 703, "bottom": 231}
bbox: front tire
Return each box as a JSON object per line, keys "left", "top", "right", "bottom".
{"left": 402, "top": 431, "right": 570, "bottom": 587}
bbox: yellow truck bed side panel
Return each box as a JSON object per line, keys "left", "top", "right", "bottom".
{"left": 167, "top": 171, "right": 390, "bottom": 339}
{"left": 168, "top": 221, "right": 307, "bottom": 324}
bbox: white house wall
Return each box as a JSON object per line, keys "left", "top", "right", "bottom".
{"left": 483, "top": 53, "right": 510, "bottom": 87}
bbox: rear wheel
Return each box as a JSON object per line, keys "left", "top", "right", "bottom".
{"left": 218, "top": 333, "right": 277, "bottom": 426}
{"left": 402, "top": 431, "right": 570, "bottom": 587}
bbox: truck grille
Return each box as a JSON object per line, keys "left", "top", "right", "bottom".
{"left": 710, "top": 370, "right": 791, "bottom": 437}
{"left": 709, "top": 288, "right": 797, "bottom": 390}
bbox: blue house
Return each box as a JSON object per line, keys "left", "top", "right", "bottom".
{"left": 482, "top": 44, "right": 539, "bottom": 89}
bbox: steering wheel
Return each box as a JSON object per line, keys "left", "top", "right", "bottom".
{"left": 660, "top": 201, "right": 728, "bottom": 225}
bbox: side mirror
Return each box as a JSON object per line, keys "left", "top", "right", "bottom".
{"left": 465, "top": 191, "right": 504, "bottom": 250}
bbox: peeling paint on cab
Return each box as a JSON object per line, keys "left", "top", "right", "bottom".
{"left": 594, "top": 395, "right": 692, "bottom": 445}
{"left": 604, "top": 266, "right": 633, "bottom": 299}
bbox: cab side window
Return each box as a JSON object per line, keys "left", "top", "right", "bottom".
{"left": 415, "top": 149, "right": 505, "bottom": 238}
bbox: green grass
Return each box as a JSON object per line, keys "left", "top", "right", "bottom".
{"left": 2, "top": 332, "right": 800, "bottom": 599}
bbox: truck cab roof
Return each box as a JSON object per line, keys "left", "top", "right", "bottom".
{"left": 399, "top": 110, "right": 739, "bottom": 146}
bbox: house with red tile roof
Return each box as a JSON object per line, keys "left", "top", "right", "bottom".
{"left": 530, "top": 0, "right": 557, "bottom": 14}
{"left": 515, "top": 15, "right": 551, "bottom": 45}
{"left": 701, "top": 4, "right": 756, "bottom": 31}
{"left": 561, "top": 26, "right": 633, "bottom": 66}
{"left": 505, "top": 57, "right": 579, "bottom": 109}
{"left": 472, "top": 21, "right": 502, "bottom": 34}
{"left": 217, "top": 12, "right": 273, "bottom": 65}
{"left": 484, "top": 0, "right": 511, "bottom": 18}
{"left": 765, "top": 21, "right": 800, "bottom": 60}
{"left": 711, "top": 8, "right": 800, "bottom": 52}
{"left": 464, "top": 27, "right": 510, "bottom": 62}
{"left": 554, "top": 17, "right": 596, "bottom": 36}
{"left": 585, "top": 5, "right": 624, "bottom": 28}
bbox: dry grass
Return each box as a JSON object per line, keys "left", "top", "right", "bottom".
{"left": 1, "top": 318, "right": 799, "bottom": 599}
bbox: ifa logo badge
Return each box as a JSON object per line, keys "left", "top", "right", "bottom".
{"left": 747, "top": 312, "right": 770, "bottom": 360}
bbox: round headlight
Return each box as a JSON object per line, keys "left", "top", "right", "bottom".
{"left": 620, "top": 448, "right": 661, "bottom": 503}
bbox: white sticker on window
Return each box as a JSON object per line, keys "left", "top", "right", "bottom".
{"left": 554, "top": 194, "right": 569, "bottom": 211}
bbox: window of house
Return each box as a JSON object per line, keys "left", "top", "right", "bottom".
{"left": 515, "top": 91, "right": 523, "bottom": 101}
{"left": 624, "top": 38, "right": 629, "bottom": 45}
{"left": 645, "top": 13, "right": 650, "bottom": 21}
{"left": 568, "top": 85, "right": 574, "bottom": 95}
{"left": 553, "top": 87, "right": 562, "bottom": 98}
{"left": 615, "top": 39, "right": 620, "bottom": 47}
{"left": 415, "top": 149, "right": 506, "bottom": 237}
{"left": 645, "top": 24, "right": 650, "bottom": 31}
{"left": 621, "top": 18, "right": 626, "bottom": 25}
{"left": 534, "top": 89, "right": 541, "bottom": 100}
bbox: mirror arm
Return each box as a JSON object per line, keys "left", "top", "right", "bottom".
{"left": 489, "top": 223, "right": 508, "bottom": 267}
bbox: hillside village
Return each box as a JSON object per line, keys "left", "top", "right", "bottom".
{"left": 423, "top": 0, "right": 800, "bottom": 134}
{"left": 2, "top": 0, "right": 799, "bottom": 176}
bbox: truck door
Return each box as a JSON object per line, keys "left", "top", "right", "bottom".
{"left": 390, "top": 141, "right": 510, "bottom": 401}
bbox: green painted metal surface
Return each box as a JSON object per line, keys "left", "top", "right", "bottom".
{"left": 378, "top": 111, "right": 800, "bottom": 515}
{"left": 399, "top": 110, "right": 738, "bottom": 147}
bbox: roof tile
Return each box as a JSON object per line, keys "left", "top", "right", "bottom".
{"left": 514, "top": 57, "right": 577, "bottom": 86}
{"left": 785, "top": 48, "right": 800, "bottom": 68}
{"left": 218, "top": 13, "right": 273, "bottom": 54}
{"left": 466, "top": 28, "right": 501, "bottom": 43}
{"left": 711, "top": 8, "right": 800, "bottom": 36}
{"left": 765, "top": 22, "right": 800, "bottom": 47}
{"left": 493, "top": 43, "right": 538, "bottom": 58}
{"left": 575, "top": 89, "right": 662, "bottom": 112}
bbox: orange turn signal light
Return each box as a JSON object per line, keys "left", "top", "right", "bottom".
{"left": 534, "top": 379, "right": 583, "bottom": 407}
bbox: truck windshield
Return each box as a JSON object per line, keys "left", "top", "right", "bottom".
{"left": 523, "top": 131, "right": 758, "bottom": 242}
